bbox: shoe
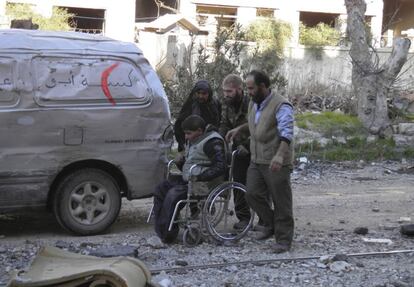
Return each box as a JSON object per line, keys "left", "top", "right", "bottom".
{"left": 233, "top": 220, "right": 249, "bottom": 230}
{"left": 255, "top": 228, "right": 274, "bottom": 240}
{"left": 252, "top": 223, "right": 266, "bottom": 232}
{"left": 252, "top": 218, "right": 266, "bottom": 232}
{"left": 273, "top": 242, "right": 291, "bottom": 254}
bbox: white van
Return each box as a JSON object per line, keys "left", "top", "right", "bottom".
{"left": 0, "top": 29, "right": 172, "bottom": 235}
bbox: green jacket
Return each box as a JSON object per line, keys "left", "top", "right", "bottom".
{"left": 219, "top": 94, "right": 250, "bottom": 149}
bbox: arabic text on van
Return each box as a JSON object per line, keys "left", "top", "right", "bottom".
{"left": 44, "top": 69, "right": 136, "bottom": 89}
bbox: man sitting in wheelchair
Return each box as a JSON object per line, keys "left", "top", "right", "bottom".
{"left": 153, "top": 115, "right": 226, "bottom": 243}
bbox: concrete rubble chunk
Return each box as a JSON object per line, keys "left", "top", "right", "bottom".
{"left": 362, "top": 238, "right": 393, "bottom": 245}
{"left": 153, "top": 271, "right": 174, "bottom": 287}
{"left": 332, "top": 254, "right": 349, "bottom": 262}
{"left": 158, "top": 278, "right": 174, "bottom": 287}
{"left": 400, "top": 224, "right": 414, "bottom": 236}
{"left": 87, "top": 245, "right": 138, "bottom": 258}
{"left": 316, "top": 262, "right": 328, "bottom": 269}
{"left": 354, "top": 227, "right": 369, "bottom": 235}
{"left": 329, "top": 261, "right": 352, "bottom": 273}
{"left": 398, "top": 217, "right": 411, "bottom": 223}
{"left": 319, "top": 255, "right": 332, "bottom": 264}
{"left": 55, "top": 240, "right": 70, "bottom": 249}
{"left": 175, "top": 259, "right": 188, "bottom": 266}
{"left": 398, "top": 123, "right": 414, "bottom": 135}
{"left": 393, "top": 134, "right": 414, "bottom": 146}
{"left": 146, "top": 236, "right": 166, "bottom": 249}
{"left": 225, "top": 265, "right": 239, "bottom": 272}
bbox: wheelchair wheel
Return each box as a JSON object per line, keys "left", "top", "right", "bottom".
{"left": 183, "top": 226, "right": 201, "bottom": 247}
{"left": 203, "top": 182, "right": 254, "bottom": 242}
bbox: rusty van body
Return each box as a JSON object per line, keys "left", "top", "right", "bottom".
{"left": 0, "top": 29, "right": 172, "bottom": 235}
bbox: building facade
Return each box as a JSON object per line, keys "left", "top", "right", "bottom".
{"left": 0, "top": 0, "right": 136, "bottom": 42}
{"left": 1, "top": 0, "right": 413, "bottom": 46}
{"left": 178, "top": 0, "right": 385, "bottom": 47}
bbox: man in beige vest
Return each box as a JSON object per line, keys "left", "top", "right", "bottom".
{"left": 226, "top": 70, "right": 294, "bottom": 253}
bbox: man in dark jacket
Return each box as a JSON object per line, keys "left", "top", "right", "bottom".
{"left": 153, "top": 115, "right": 226, "bottom": 243}
{"left": 174, "top": 80, "right": 221, "bottom": 152}
{"left": 219, "top": 74, "right": 251, "bottom": 230}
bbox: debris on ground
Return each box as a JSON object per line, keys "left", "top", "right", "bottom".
{"left": 7, "top": 246, "right": 153, "bottom": 287}
{"left": 1, "top": 160, "right": 413, "bottom": 286}
{"left": 400, "top": 224, "right": 414, "bottom": 236}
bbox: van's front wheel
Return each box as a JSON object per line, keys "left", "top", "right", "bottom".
{"left": 53, "top": 169, "right": 121, "bottom": 235}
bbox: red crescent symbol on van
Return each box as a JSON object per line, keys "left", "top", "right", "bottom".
{"left": 101, "top": 63, "right": 120, "bottom": 106}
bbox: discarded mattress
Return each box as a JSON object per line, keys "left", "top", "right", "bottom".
{"left": 7, "top": 246, "right": 154, "bottom": 287}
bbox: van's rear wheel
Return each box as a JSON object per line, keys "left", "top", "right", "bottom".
{"left": 53, "top": 168, "right": 121, "bottom": 235}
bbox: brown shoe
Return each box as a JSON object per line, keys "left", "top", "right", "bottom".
{"left": 273, "top": 242, "right": 291, "bottom": 254}
{"left": 255, "top": 228, "right": 274, "bottom": 240}
{"left": 233, "top": 220, "right": 249, "bottom": 230}
{"left": 252, "top": 223, "right": 266, "bottom": 232}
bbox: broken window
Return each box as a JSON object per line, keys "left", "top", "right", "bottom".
{"left": 59, "top": 7, "right": 105, "bottom": 34}
{"left": 196, "top": 5, "right": 237, "bottom": 28}
{"left": 300, "top": 11, "right": 339, "bottom": 28}
{"left": 135, "top": 0, "right": 177, "bottom": 22}
{"left": 256, "top": 8, "right": 274, "bottom": 18}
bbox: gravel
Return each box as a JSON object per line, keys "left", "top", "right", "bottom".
{"left": 1, "top": 160, "right": 414, "bottom": 286}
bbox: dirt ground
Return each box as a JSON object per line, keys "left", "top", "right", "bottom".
{"left": 1, "top": 160, "right": 414, "bottom": 286}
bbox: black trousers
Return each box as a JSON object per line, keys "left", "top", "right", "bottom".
{"left": 153, "top": 177, "right": 187, "bottom": 243}
{"left": 232, "top": 152, "right": 251, "bottom": 222}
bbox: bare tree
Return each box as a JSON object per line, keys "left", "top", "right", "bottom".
{"left": 345, "top": 0, "right": 411, "bottom": 136}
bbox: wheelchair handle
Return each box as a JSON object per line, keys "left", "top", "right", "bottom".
{"left": 166, "top": 159, "right": 177, "bottom": 180}
{"left": 229, "top": 150, "right": 239, "bottom": 181}
{"left": 189, "top": 164, "right": 199, "bottom": 180}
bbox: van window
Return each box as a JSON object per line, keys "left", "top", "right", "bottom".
{"left": 0, "top": 58, "right": 19, "bottom": 108}
{"left": 32, "top": 57, "right": 152, "bottom": 107}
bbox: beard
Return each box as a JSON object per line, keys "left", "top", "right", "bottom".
{"left": 251, "top": 89, "right": 266, "bottom": 104}
{"left": 251, "top": 93, "right": 262, "bottom": 104}
{"left": 224, "top": 92, "right": 242, "bottom": 106}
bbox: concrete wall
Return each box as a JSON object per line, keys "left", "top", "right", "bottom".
{"left": 138, "top": 30, "right": 414, "bottom": 98}
{"left": 283, "top": 45, "right": 414, "bottom": 97}
{"left": 1, "top": 0, "right": 136, "bottom": 42}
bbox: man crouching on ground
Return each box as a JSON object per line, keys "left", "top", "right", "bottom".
{"left": 153, "top": 115, "right": 226, "bottom": 243}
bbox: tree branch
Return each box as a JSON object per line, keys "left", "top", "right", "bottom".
{"left": 345, "top": 0, "right": 371, "bottom": 68}
{"left": 384, "top": 38, "right": 411, "bottom": 78}
{"left": 153, "top": 0, "right": 178, "bottom": 14}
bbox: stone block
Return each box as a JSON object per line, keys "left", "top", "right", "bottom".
{"left": 398, "top": 123, "right": 414, "bottom": 135}
{"left": 393, "top": 134, "right": 414, "bottom": 146}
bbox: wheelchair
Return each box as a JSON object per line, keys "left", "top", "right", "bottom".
{"left": 148, "top": 150, "right": 254, "bottom": 247}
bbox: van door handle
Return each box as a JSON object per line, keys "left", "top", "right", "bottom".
{"left": 64, "top": 127, "right": 83, "bottom": 146}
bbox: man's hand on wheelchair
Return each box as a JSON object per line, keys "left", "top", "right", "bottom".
{"left": 189, "top": 174, "right": 198, "bottom": 182}
{"left": 174, "top": 152, "right": 185, "bottom": 165}
{"left": 236, "top": 144, "right": 249, "bottom": 157}
{"left": 225, "top": 127, "right": 240, "bottom": 142}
